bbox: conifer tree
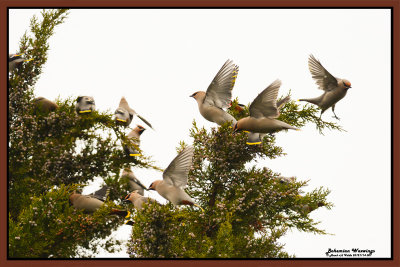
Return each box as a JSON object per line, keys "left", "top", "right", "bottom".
{"left": 126, "top": 100, "right": 341, "bottom": 258}
{"left": 8, "top": 9, "right": 158, "bottom": 258}
{"left": 8, "top": 9, "right": 344, "bottom": 259}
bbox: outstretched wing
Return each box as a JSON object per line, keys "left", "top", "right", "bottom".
{"left": 204, "top": 60, "right": 239, "bottom": 109}
{"left": 163, "top": 146, "right": 194, "bottom": 188}
{"left": 308, "top": 54, "right": 339, "bottom": 91}
{"left": 249, "top": 79, "right": 282, "bottom": 119}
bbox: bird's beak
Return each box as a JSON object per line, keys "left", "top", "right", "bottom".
{"left": 233, "top": 124, "right": 238, "bottom": 133}
{"left": 122, "top": 194, "right": 131, "bottom": 203}
{"left": 116, "top": 118, "right": 126, "bottom": 122}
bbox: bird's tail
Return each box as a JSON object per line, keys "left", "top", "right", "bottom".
{"left": 110, "top": 209, "right": 131, "bottom": 218}
{"left": 298, "top": 96, "right": 321, "bottom": 106}
{"left": 193, "top": 203, "right": 204, "bottom": 212}
{"left": 124, "top": 220, "right": 135, "bottom": 226}
{"left": 181, "top": 200, "right": 204, "bottom": 212}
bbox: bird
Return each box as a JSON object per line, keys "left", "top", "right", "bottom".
{"left": 148, "top": 146, "right": 203, "bottom": 211}
{"left": 190, "top": 59, "right": 239, "bottom": 127}
{"left": 75, "top": 96, "right": 95, "bottom": 114}
{"left": 299, "top": 54, "right": 352, "bottom": 120}
{"left": 86, "top": 185, "right": 109, "bottom": 202}
{"left": 123, "top": 190, "right": 157, "bottom": 211}
{"left": 123, "top": 125, "right": 145, "bottom": 157}
{"left": 114, "top": 97, "right": 153, "bottom": 129}
{"left": 244, "top": 95, "right": 291, "bottom": 145}
{"left": 69, "top": 192, "right": 130, "bottom": 217}
{"left": 233, "top": 80, "right": 298, "bottom": 136}
{"left": 9, "top": 53, "right": 32, "bottom": 72}
{"left": 33, "top": 97, "right": 59, "bottom": 113}
{"left": 121, "top": 168, "right": 147, "bottom": 195}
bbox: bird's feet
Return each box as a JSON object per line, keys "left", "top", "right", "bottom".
{"left": 332, "top": 115, "right": 340, "bottom": 120}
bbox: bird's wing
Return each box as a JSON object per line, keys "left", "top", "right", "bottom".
{"left": 90, "top": 185, "right": 109, "bottom": 202}
{"left": 163, "top": 146, "right": 194, "bottom": 188}
{"left": 136, "top": 114, "right": 153, "bottom": 129}
{"left": 308, "top": 54, "right": 339, "bottom": 91}
{"left": 204, "top": 60, "right": 239, "bottom": 109}
{"left": 119, "top": 97, "right": 131, "bottom": 110}
{"left": 249, "top": 79, "right": 282, "bottom": 119}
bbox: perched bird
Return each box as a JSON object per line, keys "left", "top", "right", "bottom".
{"left": 121, "top": 168, "right": 147, "bottom": 195}
{"left": 234, "top": 80, "right": 298, "bottom": 136}
{"left": 9, "top": 53, "right": 32, "bottom": 72}
{"left": 123, "top": 125, "right": 145, "bottom": 157}
{"left": 87, "top": 185, "right": 109, "bottom": 202}
{"left": 244, "top": 95, "right": 290, "bottom": 145}
{"left": 190, "top": 59, "right": 239, "bottom": 127}
{"left": 123, "top": 190, "right": 157, "bottom": 210}
{"left": 75, "top": 96, "right": 95, "bottom": 114}
{"left": 69, "top": 192, "right": 129, "bottom": 217}
{"left": 33, "top": 97, "right": 59, "bottom": 113}
{"left": 148, "top": 146, "right": 203, "bottom": 211}
{"left": 114, "top": 97, "right": 153, "bottom": 129}
{"left": 299, "top": 54, "right": 352, "bottom": 120}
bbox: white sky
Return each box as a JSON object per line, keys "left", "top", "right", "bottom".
{"left": 9, "top": 9, "right": 391, "bottom": 258}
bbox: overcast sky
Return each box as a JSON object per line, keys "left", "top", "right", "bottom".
{"left": 9, "top": 8, "right": 391, "bottom": 258}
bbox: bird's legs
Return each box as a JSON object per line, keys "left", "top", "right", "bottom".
{"left": 331, "top": 105, "right": 340, "bottom": 120}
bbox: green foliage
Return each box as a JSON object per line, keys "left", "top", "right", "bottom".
{"left": 8, "top": 9, "right": 158, "bottom": 258}
{"left": 9, "top": 9, "right": 342, "bottom": 259}
{"left": 127, "top": 97, "right": 340, "bottom": 258}
{"left": 9, "top": 184, "right": 127, "bottom": 258}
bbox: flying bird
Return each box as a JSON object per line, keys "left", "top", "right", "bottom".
{"left": 33, "top": 97, "right": 59, "bottom": 113}
{"left": 233, "top": 80, "right": 298, "bottom": 137}
{"left": 148, "top": 146, "right": 203, "bottom": 211}
{"left": 190, "top": 59, "right": 239, "bottom": 127}
{"left": 123, "top": 190, "right": 157, "bottom": 211}
{"left": 299, "top": 54, "right": 352, "bottom": 120}
{"left": 9, "top": 53, "right": 32, "bottom": 72}
{"left": 114, "top": 97, "right": 153, "bottom": 129}
{"left": 121, "top": 168, "right": 147, "bottom": 195}
{"left": 69, "top": 192, "right": 129, "bottom": 217}
{"left": 75, "top": 96, "right": 95, "bottom": 114}
{"left": 123, "top": 125, "right": 145, "bottom": 157}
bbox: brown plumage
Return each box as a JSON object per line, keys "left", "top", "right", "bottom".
{"left": 34, "top": 97, "right": 58, "bottom": 113}
{"left": 299, "top": 54, "right": 352, "bottom": 120}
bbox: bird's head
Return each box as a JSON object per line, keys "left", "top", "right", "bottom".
{"left": 233, "top": 121, "right": 242, "bottom": 133}
{"left": 148, "top": 180, "right": 161, "bottom": 191}
{"left": 69, "top": 192, "right": 80, "bottom": 204}
{"left": 136, "top": 125, "right": 146, "bottom": 135}
{"left": 342, "top": 79, "right": 352, "bottom": 89}
{"left": 123, "top": 190, "right": 140, "bottom": 203}
{"left": 123, "top": 193, "right": 132, "bottom": 203}
{"left": 190, "top": 91, "right": 205, "bottom": 101}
